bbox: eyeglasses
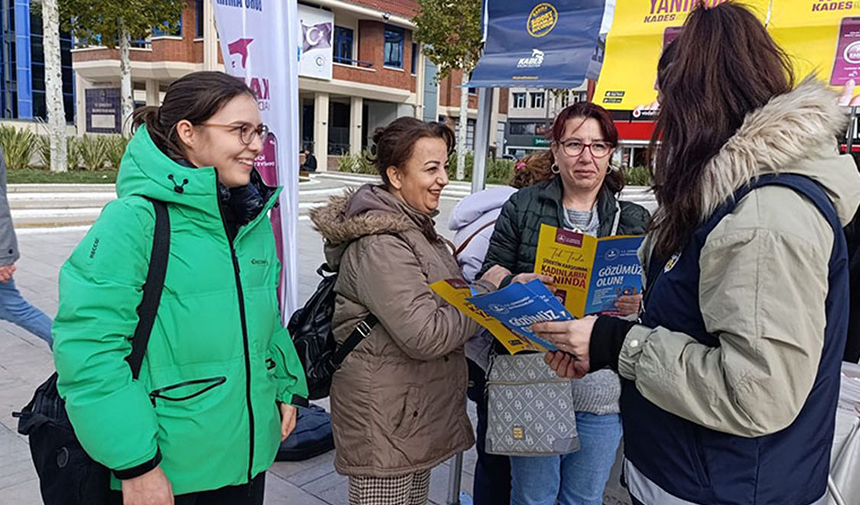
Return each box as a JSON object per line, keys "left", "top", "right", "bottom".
{"left": 558, "top": 139, "right": 613, "bottom": 159}
{"left": 201, "top": 122, "right": 269, "bottom": 145}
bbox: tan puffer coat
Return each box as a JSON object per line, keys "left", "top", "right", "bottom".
{"left": 310, "top": 184, "right": 492, "bottom": 477}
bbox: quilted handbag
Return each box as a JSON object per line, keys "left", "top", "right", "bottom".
{"left": 485, "top": 353, "right": 580, "bottom": 456}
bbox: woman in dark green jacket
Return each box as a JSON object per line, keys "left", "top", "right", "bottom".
{"left": 53, "top": 72, "right": 307, "bottom": 505}
{"left": 480, "top": 102, "right": 649, "bottom": 505}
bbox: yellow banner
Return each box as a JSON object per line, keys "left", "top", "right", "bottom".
{"left": 430, "top": 279, "right": 545, "bottom": 354}
{"left": 770, "top": 0, "right": 860, "bottom": 103}
{"left": 595, "top": 0, "right": 770, "bottom": 110}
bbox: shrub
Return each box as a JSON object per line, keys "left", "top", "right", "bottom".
{"left": 447, "top": 152, "right": 474, "bottom": 181}
{"left": 36, "top": 135, "right": 82, "bottom": 171}
{"left": 103, "top": 135, "right": 129, "bottom": 170}
{"left": 487, "top": 158, "right": 515, "bottom": 184}
{"left": 338, "top": 151, "right": 377, "bottom": 175}
{"left": 0, "top": 126, "right": 37, "bottom": 170}
{"left": 76, "top": 135, "right": 110, "bottom": 171}
{"left": 623, "top": 165, "right": 652, "bottom": 186}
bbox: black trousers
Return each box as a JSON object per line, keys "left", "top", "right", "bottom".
{"left": 466, "top": 358, "right": 511, "bottom": 505}
{"left": 109, "top": 471, "right": 265, "bottom": 505}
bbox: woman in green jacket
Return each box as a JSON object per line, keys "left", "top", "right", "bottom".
{"left": 52, "top": 71, "right": 308, "bottom": 505}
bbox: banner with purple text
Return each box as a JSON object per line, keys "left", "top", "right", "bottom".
{"left": 214, "top": 0, "right": 301, "bottom": 319}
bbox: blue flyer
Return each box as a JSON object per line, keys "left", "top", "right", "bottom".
{"left": 584, "top": 236, "right": 645, "bottom": 316}
{"left": 466, "top": 280, "right": 572, "bottom": 351}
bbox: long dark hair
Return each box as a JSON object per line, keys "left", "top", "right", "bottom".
{"left": 132, "top": 71, "right": 256, "bottom": 160}
{"left": 549, "top": 102, "right": 625, "bottom": 194}
{"left": 368, "top": 117, "right": 455, "bottom": 187}
{"left": 648, "top": 2, "right": 795, "bottom": 257}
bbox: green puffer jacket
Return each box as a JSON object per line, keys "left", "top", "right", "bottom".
{"left": 52, "top": 126, "right": 308, "bottom": 495}
{"left": 480, "top": 175, "right": 651, "bottom": 277}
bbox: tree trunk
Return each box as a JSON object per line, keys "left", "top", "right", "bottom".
{"left": 119, "top": 23, "right": 133, "bottom": 138}
{"left": 456, "top": 69, "right": 470, "bottom": 181}
{"left": 42, "top": 0, "right": 67, "bottom": 172}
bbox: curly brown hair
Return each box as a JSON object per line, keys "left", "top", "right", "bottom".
{"left": 509, "top": 150, "right": 555, "bottom": 189}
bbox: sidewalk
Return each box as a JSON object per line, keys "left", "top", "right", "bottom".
{"left": 0, "top": 206, "right": 478, "bottom": 505}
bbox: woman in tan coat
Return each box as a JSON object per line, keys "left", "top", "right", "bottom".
{"left": 310, "top": 117, "right": 509, "bottom": 505}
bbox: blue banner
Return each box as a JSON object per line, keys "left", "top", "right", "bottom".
{"left": 469, "top": 0, "right": 606, "bottom": 88}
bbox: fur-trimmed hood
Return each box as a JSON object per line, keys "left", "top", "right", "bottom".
{"left": 310, "top": 184, "right": 438, "bottom": 268}
{"left": 700, "top": 78, "right": 860, "bottom": 225}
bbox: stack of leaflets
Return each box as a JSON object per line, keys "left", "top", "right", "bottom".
{"left": 431, "top": 224, "right": 645, "bottom": 354}
{"left": 431, "top": 278, "right": 570, "bottom": 353}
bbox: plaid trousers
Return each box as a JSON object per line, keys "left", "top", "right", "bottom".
{"left": 348, "top": 470, "right": 432, "bottom": 505}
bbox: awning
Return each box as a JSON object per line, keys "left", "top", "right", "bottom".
{"left": 468, "top": 0, "right": 606, "bottom": 89}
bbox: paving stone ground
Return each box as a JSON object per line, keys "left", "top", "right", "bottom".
{"left": 0, "top": 194, "right": 478, "bottom": 505}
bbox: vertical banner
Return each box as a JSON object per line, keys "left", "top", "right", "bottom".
{"left": 214, "top": 0, "right": 301, "bottom": 319}
{"left": 769, "top": 0, "right": 860, "bottom": 104}
{"left": 594, "top": 0, "right": 770, "bottom": 112}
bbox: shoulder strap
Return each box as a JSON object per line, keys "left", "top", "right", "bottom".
{"left": 126, "top": 198, "right": 170, "bottom": 379}
{"left": 331, "top": 314, "right": 378, "bottom": 369}
{"left": 454, "top": 220, "right": 497, "bottom": 258}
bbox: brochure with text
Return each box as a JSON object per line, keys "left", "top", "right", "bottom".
{"left": 534, "top": 224, "right": 645, "bottom": 318}
{"left": 430, "top": 278, "right": 572, "bottom": 353}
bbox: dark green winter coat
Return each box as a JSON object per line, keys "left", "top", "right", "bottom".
{"left": 480, "top": 175, "right": 650, "bottom": 277}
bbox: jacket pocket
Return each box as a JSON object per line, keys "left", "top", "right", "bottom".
{"left": 391, "top": 386, "right": 422, "bottom": 441}
{"left": 149, "top": 376, "right": 227, "bottom": 407}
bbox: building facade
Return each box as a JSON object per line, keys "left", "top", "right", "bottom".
{"left": 71, "top": 0, "right": 507, "bottom": 170}
{"left": 1, "top": 0, "right": 75, "bottom": 123}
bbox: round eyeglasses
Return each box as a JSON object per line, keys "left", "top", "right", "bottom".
{"left": 201, "top": 122, "right": 269, "bottom": 145}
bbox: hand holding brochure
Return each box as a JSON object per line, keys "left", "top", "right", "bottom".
{"left": 466, "top": 279, "right": 572, "bottom": 351}
{"left": 430, "top": 278, "right": 572, "bottom": 353}
{"left": 534, "top": 224, "right": 645, "bottom": 318}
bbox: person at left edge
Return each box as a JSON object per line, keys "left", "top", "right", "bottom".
{"left": 52, "top": 71, "right": 308, "bottom": 505}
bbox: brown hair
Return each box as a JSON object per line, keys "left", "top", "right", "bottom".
{"left": 132, "top": 71, "right": 256, "bottom": 160}
{"left": 649, "top": 2, "right": 794, "bottom": 257}
{"left": 509, "top": 151, "right": 554, "bottom": 189}
{"left": 368, "top": 117, "right": 455, "bottom": 187}
{"left": 549, "top": 102, "right": 625, "bottom": 194}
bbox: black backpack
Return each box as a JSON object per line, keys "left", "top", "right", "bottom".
{"left": 287, "top": 264, "right": 377, "bottom": 400}
{"left": 275, "top": 405, "right": 335, "bottom": 461}
{"left": 13, "top": 198, "right": 170, "bottom": 505}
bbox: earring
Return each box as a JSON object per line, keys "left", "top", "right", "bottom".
{"left": 551, "top": 164, "right": 560, "bottom": 174}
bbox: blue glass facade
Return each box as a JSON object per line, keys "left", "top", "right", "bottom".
{"left": 0, "top": 1, "right": 74, "bottom": 122}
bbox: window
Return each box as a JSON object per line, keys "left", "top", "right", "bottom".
{"left": 509, "top": 122, "right": 537, "bottom": 136}
{"left": 512, "top": 92, "right": 527, "bottom": 109}
{"left": 468, "top": 87, "right": 477, "bottom": 95}
{"left": 411, "top": 43, "right": 418, "bottom": 74}
{"left": 196, "top": 0, "right": 204, "bottom": 38}
{"left": 334, "top": 26, "right": 353, "bottom": 64}
{"left": 384, "top": 25, "right": 404, "bottom": 68}
{"left": 153, "top": 15, "right": 182, "bottom": 37}
{"left": 530, "top": 91, "right": 545, "bottom": 109}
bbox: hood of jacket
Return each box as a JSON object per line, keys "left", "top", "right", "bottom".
{"left": 310, "top": 184, "right": 440, "bottom": 268}
{"left": 448, "top": 186, "right": 517, "bottom": 233}
{"left": 117, "top": 126, "right": 221, "bottom": 216}
{"left": 700, "top": 78, "right": 860, "bottom": 225}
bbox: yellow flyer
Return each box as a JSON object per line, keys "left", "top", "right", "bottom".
{"left": 595, "top": 0, "right": 770, "bottom": 110}
{"left": 430, "top": 279, "right": 544, "bottom": 354}
{"left": 769, "top": 0, "right": 860, "bottom": 103}
{"left": 534, "top": 224, "right": 645, "bottom": 318}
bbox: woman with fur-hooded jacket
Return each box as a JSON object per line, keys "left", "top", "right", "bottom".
{"left": 310, "top": 118, "right": 509, "bottom": 505}
{"left": 535, "top": 4, "right": 860, "bottom": 505}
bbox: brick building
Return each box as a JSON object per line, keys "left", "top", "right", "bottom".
{"left": 72, "top": 0, "right": 507, "bottom": 170}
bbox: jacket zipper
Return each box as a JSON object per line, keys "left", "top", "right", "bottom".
{"left": 217, "top": 186, "right": 256, "bottom": 484}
